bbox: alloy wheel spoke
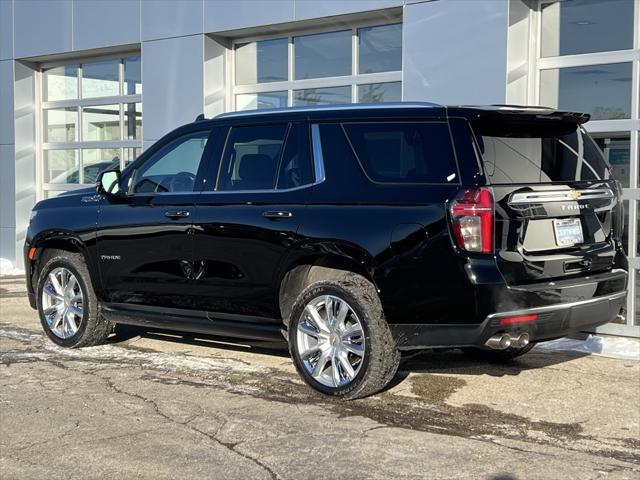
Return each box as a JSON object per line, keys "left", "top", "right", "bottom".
{"left": 65, "top": 275, "right": 78, "bottom": 296}
{"left": 50, "top": 308, "right": 63, "bottom": 330}
{"left": 337, "top": 351, "right": 356, "bottom": 380}
{"left": 65, "top": 311, "right": 78, "bottom": 334}
{"left": 68, "top": 304, "right": 83, "bottom": 318}
{"left": 49, "top": 273, "right": 64, "bottom": 296}
{"left": 298, "top": 321, "right": 320, "bottom": 338}
{"left": 324, "top": 296, "right": 335, "bottom": 327}
{"left": 44, "top": 283, "right": 63, "bottom": 302}
{"left": 341, "top": 323, "right": 363, "bottom": 340}
{"left": 300, "top": 345, "right": 321, "bottom": 359}
{"left": 342, "top": 341, "right": 364, "bottom": 356}
{"left": 335, "top": 300, "right": 349, "bottom": 329}
{"left": 331, "top": 354, "right": 342, "bottom": 387}
{"left": 305, "top": 304, "right": 329, "bottom": 333}
{"left": 312, "top": 349, "right": 331, "bottom": 378}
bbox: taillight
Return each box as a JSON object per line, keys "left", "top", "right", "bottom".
{"left": 450, "top": 187, "right": 494, "bottom": 254}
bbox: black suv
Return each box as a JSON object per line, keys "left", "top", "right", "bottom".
{"left": 25, "top": 103, "right": 628, "bottom": 399}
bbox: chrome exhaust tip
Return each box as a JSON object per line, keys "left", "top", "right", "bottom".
{"left": 511, "top": 333, "right": 530, "bottom": 348}
{"left": 485, "top": 334, "right": 512, "bottom": 350}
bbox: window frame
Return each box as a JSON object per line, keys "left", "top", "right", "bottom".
{"left": 204, "top": 121, "right": 324, "bottom": 194}
{"left": 339, "top": 120, "right": 462, "bottom": 186}
{"left": 230, "top": 20, "right": 403, "bottom": 111}
{"left": 38, "top": 51, "right": 143, "bottom": 196}
{"left": 126, "top": 127, "right": 214, "bottom": 197}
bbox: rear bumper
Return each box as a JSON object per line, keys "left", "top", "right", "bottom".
{"left": 391, "top": 290, "right": 627, "bottom": 350}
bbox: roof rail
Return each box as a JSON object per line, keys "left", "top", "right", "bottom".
{"left": 215, "top": 102, "right": 443, "bottom": 119}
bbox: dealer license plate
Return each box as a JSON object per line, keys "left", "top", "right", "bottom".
{"left": 553, "top": 218, "right": 583, "bottom": 247}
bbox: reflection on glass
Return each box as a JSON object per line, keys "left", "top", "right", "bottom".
{"left": 622, "top": 200, "right": 629, "bottom": 257}
{"left": 635, "top": 269, "right": 639, "bottom": 326}
{"left": 293, "top": 86, "right": 351, "bottom": 106}
{"left": 294, "top": 30, "right": 351, "bottom": 79}
{"left": 593, "top": 135, "right": 630, "bottom": 188}
{"left": 541, "top": 0, "right": 634, "bottom": 57}
{"left": 43, "top": 65, "right": 78, "bottom": 101}
{"left": 82, "top": 148, "right": 120, "bottom": 184}
{"left": 124, "top": 103, "right": 142, "bottom": 139}
{"left": 358, "top": 82, "right": 401, "bottom": 103}
{"left": 358, "top": 24, "right": 402, "bottom": 74}
{"left": 124, "top": 56, "right": 142, "bottom": 95}
{"left": 45, "top": 190, "right": 65, "bottom": 199}
{"left": 236, "top": 38, "right": 288, "bottom": 85}
{"left": 44, "top": 150, "right": 79, "bottom": 184}
{"left": 82, "top": 59, "right": 119, "bottom": 98}
{"left": 82, "top": 104, "right": 121, "bottom": 141}
{"left": 539, "top": 63, "right": 632, "bottom": 120}
{"left": 123, "top": 147, "right": 141, "bottom": 167}
{"left": 236, "top": 91, "right": 288, "bottom": 110}
{"left": 44, "top": 108, "right": 78, "bottom": 143}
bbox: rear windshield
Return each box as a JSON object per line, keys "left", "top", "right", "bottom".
{"left": 343, "top": 122, "right": 459, "bottom": 184}
{"left": 473, "top": 125, "right": 610, "bottom": 184}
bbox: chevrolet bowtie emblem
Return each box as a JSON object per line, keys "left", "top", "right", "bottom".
{"left": 569, "top": 190, "right": 582, "bottom": 200}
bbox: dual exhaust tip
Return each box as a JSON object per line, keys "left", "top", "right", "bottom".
{"left": 485, "top": 332, "right": 530, "bottom": 350}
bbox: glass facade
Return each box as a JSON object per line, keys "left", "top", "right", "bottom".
{"left": 537, "top": 0, "right": 640, "bottom": 336}
{"left": 233, "top": 23, "right": 402, "bottom": 110}
{"left": 41, "top": 55, "right": 142, "bottom": 194}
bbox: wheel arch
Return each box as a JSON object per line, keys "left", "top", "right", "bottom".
{"left": 277, "top": 244, "right": 378, "bottom": 326}
{"left": 29, "top": 231, "right": 100, "bottom": 296}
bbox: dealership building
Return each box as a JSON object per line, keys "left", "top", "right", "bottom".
{"left": 0, "top": 0, "right": 638, "bottom": 336}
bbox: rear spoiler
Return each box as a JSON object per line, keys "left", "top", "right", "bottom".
{"left": 448, "top": 105, "right": 591, "bottom": 137}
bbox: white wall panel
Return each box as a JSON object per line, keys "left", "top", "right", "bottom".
{"left": 403, "top": 0, "right": 509, "bottom": 105}
{"left": 14, "top": 0, "right": 72, "bottom": 58}
{"left": 142, "top": 35, "right": 205, "bottom": 141}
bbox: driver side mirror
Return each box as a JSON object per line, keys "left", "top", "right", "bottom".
{"left": 97, "top": 169, "right": 123, "bottom": 197}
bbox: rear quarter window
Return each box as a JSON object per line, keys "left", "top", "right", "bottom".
{"left": 342, "top": 122, "right": 459, "bottom": 184}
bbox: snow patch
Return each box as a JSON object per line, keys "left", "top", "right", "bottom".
{"left": 537, "top": 334, "right": 640, "bottom": 361}
{"left": 0, "top": 258, "right": 24, "bottom": 276}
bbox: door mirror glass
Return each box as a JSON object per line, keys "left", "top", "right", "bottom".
{"left": 98, "top": 169, "right": 121, "bottom": 196}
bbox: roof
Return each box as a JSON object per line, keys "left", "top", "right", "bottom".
{"left": 196, "top": 102, "right": 590, "bottom": 125}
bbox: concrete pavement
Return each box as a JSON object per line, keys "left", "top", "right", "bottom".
{"left": 1, "top": 276, "right": 639, "bottom": 479}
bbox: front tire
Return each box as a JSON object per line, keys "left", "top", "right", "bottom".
{"left": 288, "top": 271, "right": 399, "bottom": 399}
{"left": 37, "top": 250, "right": 112, "bottom": 348}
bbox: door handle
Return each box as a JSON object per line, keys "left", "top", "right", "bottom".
{"left": 165, "top": 210, "right": 190, "bottom": 219}
{"left": 262, "top": 210, "right": 293, "bottom": 219}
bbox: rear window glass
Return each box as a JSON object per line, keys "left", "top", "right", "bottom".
{"left": 217, "top": 124, "right": 287, "bottom": 191}
{"left": 343, "top": 122, "right": 458, "bottom": 184}
{"left": 475, "top": 127, "right": 610, "bottom": 184}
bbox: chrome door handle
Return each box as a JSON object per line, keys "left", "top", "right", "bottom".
{"left": 262, "top": 210, "right": 293, "bottom": 219}
{"left": 165, "top": 210, "right": 190, "bottom": 218}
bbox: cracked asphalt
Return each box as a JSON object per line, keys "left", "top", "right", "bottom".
{"left": 1, "top": 276, "right": 639, "bottom": 479}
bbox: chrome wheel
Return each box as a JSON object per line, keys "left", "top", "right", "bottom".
{"left": 296, "top": 295, "right": 365, "bottom": 388}
{"left": 41, "top": 267, "right": 84, "bottom": 340}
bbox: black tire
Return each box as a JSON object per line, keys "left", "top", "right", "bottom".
{"left": 462, "top": 343, "right": 536, "bottom": 362}
{"left": 288, "top": 270, "right": 400, "bottom": 400}
{"left": 36, "top": 250, "right": 112, "bottom": 348}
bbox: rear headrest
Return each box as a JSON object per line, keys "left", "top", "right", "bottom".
{"left": 238, "top": 154, "right": 277, "bottom": 185}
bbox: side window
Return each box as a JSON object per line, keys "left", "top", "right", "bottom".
{"left": 342, "top": 122, "right": 458, "bottom": 184}
{"left": 217, "top": 124, "right": 287, "bottom": 191}
{"left": 276, "top": 123, "right": 314, "bottom": 190}
{"left": 131, "top": 130, "right": 210, "bottom": 193}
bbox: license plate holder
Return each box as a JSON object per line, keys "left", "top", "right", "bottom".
{"left": 553, "top": 218, "right": 584, "bottom": 247}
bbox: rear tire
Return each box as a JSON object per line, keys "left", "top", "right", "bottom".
{"left": 462, "top": 343, "right": 535, "bottom": 362}
{"left": 288, "top": 271, "right": 399, "bottom": 400}
{"left": 37, "top": 250, "right": 112, "bottom": 348}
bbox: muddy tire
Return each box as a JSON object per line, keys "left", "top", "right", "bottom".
{"left": 288, "top": 270, "right": 400, "bottom": 400}
{"left": 462, "top": 343, "right": 536, "bottom": 362}
{"left": 36, "top": 249, "right": 112, "bottom": 348}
